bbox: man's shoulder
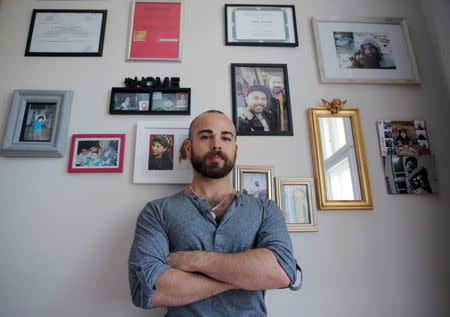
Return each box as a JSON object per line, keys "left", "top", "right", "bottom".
{"left": 145, "top": 191, "right": 187, "bottom": 209}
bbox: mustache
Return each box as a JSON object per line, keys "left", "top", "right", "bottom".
{"left": 205, "top": 150, "right": 226, "bottom": 159}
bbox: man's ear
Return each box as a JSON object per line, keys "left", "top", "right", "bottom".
{"left": 185, "top": 139, "right": 192, "bottom": 160}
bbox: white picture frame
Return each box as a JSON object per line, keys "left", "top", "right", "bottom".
{"left": 312, "top": 17, "right": 421, "bottom": 84}
{"left": 133, "top": 121, "right": 191, "bottom": 184}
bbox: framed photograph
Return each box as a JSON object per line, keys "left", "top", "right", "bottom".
{"left": 1, "top": 90, "right": 73, "bottom": 157}
{"left": 68, "top": 134, "right": 125, "bottom": 173}
{"left": 234, "top": 165, "right": 274, "bottom": 200}
{"left": 134, "top": 121, "right": 191, "bottom": 183}
{"left": 109, "top": 88, "right": 190, "bottom": 115}
{"left": 25, "top": 10, "right": 107, "bottom": 56}
{"left": 127, "top": 0, "right": 184, "bottom": 61}
{"left": 225, "top": 4, "right": 298, "bottom": 46}
{"left": 231, "top": 63, "right": 293, "bottom": 136}
{"left": 275, "top": 177, "right": 318, "bottom": 232}
{"left": 312, "top": 17, "right": 421, "bottom": 84}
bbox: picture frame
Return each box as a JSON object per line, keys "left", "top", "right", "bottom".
{"left": 25, "top": 10, "right": 107, "bottom": 57}
{"left": 312, "top": 17, "right": 421, "bottom": 84}
{"left": 134, "top": 121, "right": 192, "bottom": 183}
{"left": 234, "top": 165, "right": 274, "bottom": 200}
{"left": 231, "top": 63, "right": 293, "bottom": 136}
{"left": 1, "top": 90, "right": 73, "bottom": 157}
{"left": 127, "top": 0, "right": 184, "bottom": 61}
{"left": 225, "top": 4, "right": 299, "bottom": 46}
{"left": 67, "top": 134, "right": 125, "bottom": 173}
{"left": 109, "top": 88, "right": 190, "bottom": 115}
{"left": 275, "top": 177, "right": 318, "bottom": 232}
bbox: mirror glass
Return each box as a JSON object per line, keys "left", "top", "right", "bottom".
{"left": 318, "top": 117, "right": 361, "bottom": 200}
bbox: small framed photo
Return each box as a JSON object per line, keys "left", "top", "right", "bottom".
{"left": 312, "top": 17, "right": 421, "bottom": 84}
{"left": 68, "top": 134, "right": 125, "bottom": 173}
{"left": 231, "top": 63, "right": 293, "bottom": 136}
{"left": 225, "top": 4, "right": 298, "bottom": 46}
{"left": 134, "top": 121, "right": 191, "bottom": 183}
{"left": 25, "top": 10, "right": 107, "bottom": 56}
{"left": 234, "top": 165, "right": 274, "bottom": 200}
{"left": 127, "top": 1, "right": 184, "bottom": 61}
{"left": 275, "top": 177, "right": 318, "bottom": 232}
{"left": 1, "top": 90, "right": 73, "bottom": 157}
{"left": 109, "top": 88, "right": 190, "bottom": 115}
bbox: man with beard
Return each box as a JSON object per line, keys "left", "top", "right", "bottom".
{"left": 128, "top": 110, "right": 301, "bottom": 316}
{"left": 238, "top": 84, "right": 275, "bottom": 132}
{"left": 352, "top": 38, "right": 396, "bottom": 69}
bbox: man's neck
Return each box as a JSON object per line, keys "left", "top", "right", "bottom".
{"left": 189, "top": 173, "right": 233, "bottom": 202}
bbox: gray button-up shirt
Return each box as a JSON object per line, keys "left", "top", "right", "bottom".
{"left": 128, "top": 191, "right": 302, "bottom": 316}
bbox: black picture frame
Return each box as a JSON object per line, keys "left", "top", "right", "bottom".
{"left": 109, "top": 87, "right": 191, "bottom": 115}
{"left": 25, "top": 9, "right": 107, "bottom": 57}
{"left": 231, "top": 63, "right": 293, "bottom": 136}
{"left": 225, "top": 4, "right": 298, "bottom": 46}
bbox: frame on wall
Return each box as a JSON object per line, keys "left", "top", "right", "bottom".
{"left": 225, "top": 4, "right": 298, "bottom": 46}
{"left": 1, "top": 90, "right": 73, "bottom": 157}
{"left": 231, "top": 63, "right": 293, "bottom": 136}
{"left": 275, "top": 177, "right": 318, "bottom": 232}
{"left": 25, "top": 10, "right": 107, "bottom": 56}
{"left": 127, "top": 0, "right": 184, "bottom": 61}
{"left": 234, "top": 165, "right": 274, "bottom": 200}
{"left": 134, "top": 121, "right": 192, "bottom": 183}
{"left": 109, "top": 88, "right": 191, "bottom": 115}
{"left": 68, "top": 134, "right": 125, "bottom": 173}
{"left": 312, "top": 17, "right": 421, "bottom": 84}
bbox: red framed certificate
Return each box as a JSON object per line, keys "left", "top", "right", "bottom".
{"left": 127, "top": 1, "right": 183, "bottom": 61}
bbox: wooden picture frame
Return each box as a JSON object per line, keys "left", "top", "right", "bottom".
{"left": 312, "top": 17, "right": 421, "bottom": 84}
{"left": 234, "top": 165, "right": 274, "bottom": 200}
{"left": 1, "top": 90, "right": 73, "bottom": 157}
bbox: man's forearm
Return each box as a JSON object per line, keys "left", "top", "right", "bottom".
{"left": 167, "top": 248, "right": 290, "bottom": 290}
{"left": 150, "top": 268, "right": 234, "bottom": 307}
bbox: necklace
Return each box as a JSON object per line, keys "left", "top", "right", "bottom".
{"left": 190, "top": 183, "right": 233, "bottom": 212}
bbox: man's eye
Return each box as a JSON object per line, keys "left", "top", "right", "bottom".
{"left": 200, "top": 135, "right": 211, "bottom": 139}
{"left": 222, "top": 137, "right": 231, "bottom": 141}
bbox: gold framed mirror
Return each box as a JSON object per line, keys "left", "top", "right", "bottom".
{"left": 307, "top": 107, "right": 373, "bottom": 210}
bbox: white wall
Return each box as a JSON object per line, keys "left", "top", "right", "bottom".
{"left": 0, "top": 1, "right": 449, "bottom": 317}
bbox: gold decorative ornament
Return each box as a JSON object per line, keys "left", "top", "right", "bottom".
{"left": 321, "top": 98, "right": 347, "bottom": 113}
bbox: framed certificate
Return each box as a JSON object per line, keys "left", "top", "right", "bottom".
{"left": 225, "top": 4, "right": 298, "bottom": 46}
{"left": 25, "top": 10, "right": 107, "bottom": 56}
{"left": 127, "top": 1, "right": 184, "bottom": 61}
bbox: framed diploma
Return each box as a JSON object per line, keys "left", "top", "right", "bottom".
{"left": 127, "top": 1, "right": 184, "bottom": 61}
{"left": 225, "top": 4, "right": 299, "bottom": 46}
{"left": 25, "top": 10, "right": 107, "bottom": 57}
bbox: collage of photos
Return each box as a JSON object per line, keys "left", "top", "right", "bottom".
{"left": 333, "top": 31, "right": 396, "bottom": 69}
{"left": 378, "top": 120, "right": 438, "bottom": 194}
{"left": 231, "top": 63, "right": 293, "bottom": 136}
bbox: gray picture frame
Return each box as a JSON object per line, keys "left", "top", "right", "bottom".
{"left": 1, "top": 89, "right": 73, "bottom": 157}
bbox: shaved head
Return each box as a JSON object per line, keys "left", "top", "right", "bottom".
{"left": 188, "top": 110, "right": 236, "bottom": 141}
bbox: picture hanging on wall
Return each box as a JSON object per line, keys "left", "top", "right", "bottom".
{"left": 225, "top": 4, "right": 299, "bottom": 46}
{"left": 133, "top": 121, "right": 191, "bottom": 183}
{"left": 68, "top": 134, "right": 125, "bottom": 173}
{"left": 274, "top": 177, "right": 318, "bottom": 232}
{"left": 25, "top": 10, "right": 107, "bottom": 56}
{"left": 312, "top": 17, "right": 421, "bottom": 84}
{"left": 234, "top": 165, "right": 274, "bottom": 200}
{"left": 231, "top": 63, "right": 293, "bottom": 136}
{"left": 127, "top": 0, "right": 184, "bottom": 61}
{"left": 1, "top": 89, "right": 73, "bottom": 157}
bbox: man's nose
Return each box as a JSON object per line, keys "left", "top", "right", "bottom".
{"left": 211, "top": 136, "right": 222, "bottom": 150}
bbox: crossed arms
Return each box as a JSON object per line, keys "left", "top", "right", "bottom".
{"left": 151, "top": 248, "right": 290, "bottom": 307}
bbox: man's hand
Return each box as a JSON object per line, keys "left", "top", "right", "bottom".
{"left": 238, "top": 107, "right": 254, "bottom": 120}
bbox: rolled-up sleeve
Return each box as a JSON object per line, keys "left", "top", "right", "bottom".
{"left": 128, "top": 202, "right": 171, "bottom": 309}
{"left": 255, "top": 199, "right": 303, "bottom": 291}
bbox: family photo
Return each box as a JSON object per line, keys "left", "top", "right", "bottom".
{"left": 333, "top": 31, "right": 397, "bottom": 69}
{"left": 151, "top": 91, "right": 189, "bottom": 112}
{"left": 74, "top": 139, "right": 119, "bottom": 168}
{"left": 19, "top": 102, "right": 57, "bottom": 142}
{"left": 110, "top": 90, "right": 150, "bottom": 112}
{"left": 232, "top": 64, "right": 293, "bottom": 136}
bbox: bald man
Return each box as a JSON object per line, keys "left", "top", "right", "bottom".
{"left": 128, "top": 110, "right": 301, "bottom": 316}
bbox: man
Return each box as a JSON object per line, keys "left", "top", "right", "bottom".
{"left": 351, "top": 38, "right": 396, "bottom": 69}
{"left": 238, "top": 84, "right": 274, "bottom": 132}
{"left": 405, "top": 156, "right": 432, "bottom": 194}
{"left": 119, "top": 96, "right": 131, "bottom": 110}
{"left": 129, "top": 110, "right": 301, "bottom": 316}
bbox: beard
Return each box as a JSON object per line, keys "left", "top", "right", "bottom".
{"left": 361, "top": 54, "right": 381, "bottom": 68}
{"left": 271, "top": 86, "right": 282, "bottom": 94}
{"left": 190, "top": 148, "right": 236, "bottom": 179}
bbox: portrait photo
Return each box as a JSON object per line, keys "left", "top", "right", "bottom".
{"left": 275, "top": 177, "right": 318, "bottom": 232}
{"left": 234, "top": 165, "right": 274, "bottom": 200}
{"left": 133, "top": 121, "right": 192, "bottom": 183}
{"left": 19, "top": 102, "right": 57, "bottom": 142}
{"left": 148, "top": 134, "right": 174, "bottom": 171}
{"left": 231, "top": 63, "right": 293, "bottom": 136}
{"left": 68, "top": 134, "right": 125, "bottom": 173}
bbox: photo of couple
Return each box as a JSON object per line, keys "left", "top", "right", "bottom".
{"left": 232, "top": 64, "right": 293, "bottom": 136}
